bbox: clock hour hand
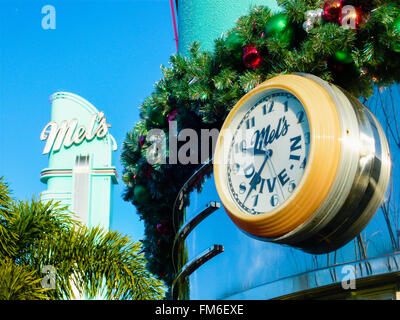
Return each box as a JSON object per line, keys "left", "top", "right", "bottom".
{"left": 243, "top": 149, "right": 273, "bottom": 205}
{"left": 245, "top": 147, "right": 269, "bottom": 156}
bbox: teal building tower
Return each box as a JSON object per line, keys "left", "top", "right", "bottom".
{"left": 40, "top": 92, "right": 118, "bottom": 229}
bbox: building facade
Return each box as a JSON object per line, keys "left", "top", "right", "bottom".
{"left": 40, "top": 92, "right": 118, "bottom": 229}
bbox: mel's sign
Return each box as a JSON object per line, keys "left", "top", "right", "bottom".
{"left": 40, "top": 112, "right": 111, "bottom": 154}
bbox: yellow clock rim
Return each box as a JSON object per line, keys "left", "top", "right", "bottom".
{"left": 213, "top": 74, "right": 342, "bottom": 238}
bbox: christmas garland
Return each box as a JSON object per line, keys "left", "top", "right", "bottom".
{"left": 121, "top": 0, "right": 400, "bottom": 297}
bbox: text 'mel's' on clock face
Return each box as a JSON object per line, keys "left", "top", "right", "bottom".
{"left": 227, "top": 89, "right": 310, "bottom": 215}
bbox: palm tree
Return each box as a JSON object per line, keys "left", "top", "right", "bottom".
{"left": 0, "top": 177, "right": 165, "bottom": 300}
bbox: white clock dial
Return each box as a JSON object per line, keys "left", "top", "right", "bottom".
{"left": 227, "top": 90, "right": 310, "bottom": 215}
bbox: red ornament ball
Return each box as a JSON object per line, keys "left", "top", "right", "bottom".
{"left": 322, "top": 0, "right": 345, "bottom": 24}
{"left": 243, "top": 45, "right": 262, "bottom": 69}
{"left": 168, "top": 109, "right": 178, "bottom": 123}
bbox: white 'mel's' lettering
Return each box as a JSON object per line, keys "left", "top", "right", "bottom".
{"left": 40, "top": 112, "right": 110, "bottom": 154}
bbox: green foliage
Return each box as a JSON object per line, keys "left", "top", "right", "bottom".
{"left": 29, "top": 226, "right": 165, "bottom": 300}
{"left": 0, "top": 178, "right": 165, "bottom": 300}
{"left": 121, "top": 2, "right": 400, "bottom": 294}
{"left": 0, "top": 178, "right": 17, "bottom": 259}
{"left": 0, "top": 258, "right": 48, "bottom": 300}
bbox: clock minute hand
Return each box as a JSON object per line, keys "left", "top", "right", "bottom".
{"left": 243, "top": 149, "right": 273, "bottom": 205}
{"left": 266, "top": 155, "right": 286, "bottom": 201}
{"left": 255, "top": 149, "right": 272, "bottom": 179}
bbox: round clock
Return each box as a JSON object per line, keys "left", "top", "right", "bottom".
{"left": 213, "top": 74, "right": 391, "bottom": 253}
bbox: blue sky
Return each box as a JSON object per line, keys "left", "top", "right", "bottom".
{"left": 0, "top": 0, "right": 177, "bottom": 241}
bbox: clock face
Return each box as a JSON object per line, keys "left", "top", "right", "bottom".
{"left": 227, "top": 90, "right": 310, "bottom": 215}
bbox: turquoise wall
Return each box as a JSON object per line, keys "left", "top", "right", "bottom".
{"left": 177, "top": 0, "right": 280, "bottom": 56}
{"left": 40, "top": 92, "right": 118, "bottom": 230}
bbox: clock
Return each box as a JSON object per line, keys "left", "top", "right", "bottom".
{"left": 213, "top": 74, "right": 391, "bottom": 253}
{"left": 226, "top": 90, "right": 310, "bottom": 215}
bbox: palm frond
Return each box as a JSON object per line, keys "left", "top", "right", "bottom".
{"left": 0, "top": 178, "right": 18, "bottom": 259}
{"left": 0, "top": 258, "right": 48, "bottom": 300}
{"left": 29, "top": 225, "right": 165, "bottom": 300}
